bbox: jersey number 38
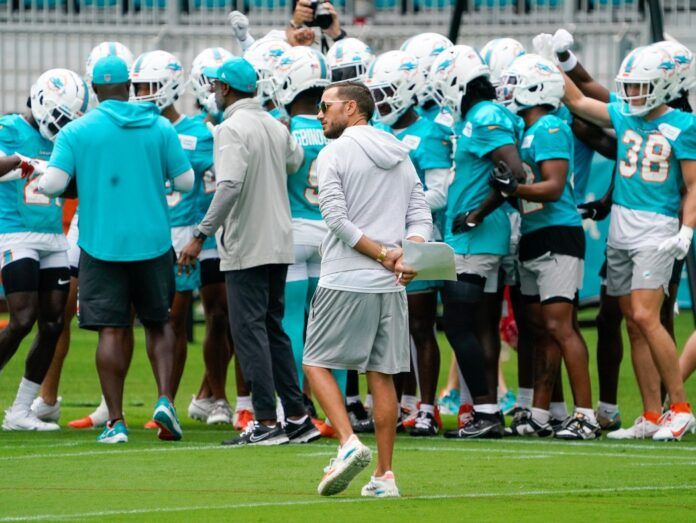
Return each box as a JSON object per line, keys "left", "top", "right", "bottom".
{"left": 619, "top": 130, "right": 671, "bottom": 183}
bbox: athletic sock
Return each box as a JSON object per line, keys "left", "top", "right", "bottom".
{"left": 670, "top": 402, "right": 691, "bottom": 414}
{"left": 644, "top": 411, "right": 661, "bottom": 424}
{"left": 420, "top": 403, "right": 435, "bottom": 416}
{"left": 597, "top": 401, "right": 619, "bottom": 419}
{"left": 517, "top": 388, "right": 533, "bottom": 410}
{"left": 401, "top": 394, "right": 418, "bottom": 412}
{"left": 474, "top": 403, "right": 499, "bottom": 415}
{"left": 346, "top": 395, "right": 361, "bottom": 406}
{"left": 286, "top": 414, "right": 308, "bottom": 425}
{"left": 550, "top": 402, "right": 568, "bottom": 421}
{"left": 531, "top": 408, "right": 550, "bottom": 425}
{"left": 576, "top": 407, "right": 597, "bottom": 424}
{"left": 236, "top": 395, "right": 252, "bottom": 412}
{"left": 11, "top": 378, "right": 40, "bottom": 413}
{"left": 364, "top": 394, "right": 373, "bottom": 410}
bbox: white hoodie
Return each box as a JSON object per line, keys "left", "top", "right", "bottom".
{"left": 316, "top": 124, "right": 432, "bottom": 292}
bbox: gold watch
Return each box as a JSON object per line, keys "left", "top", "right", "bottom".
{"left": 376, "top": 245, "right": 387, "bottom": 263}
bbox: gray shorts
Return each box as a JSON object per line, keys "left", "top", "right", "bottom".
{"left": 606, "top": 246, "right": 674, "bottom": 297}
{"left": 302, "top": 286, "right": 410, "bottom": 375}
{"left": 519, "top": 252, "right": 583, "bottom": 303}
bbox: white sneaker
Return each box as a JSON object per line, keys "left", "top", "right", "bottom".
{"left": 607, "top": 416, "right": 660, "bottom": 440}
{"left": 3, "top": 408, "right": 60, "bottom": 431}
{"left": 361, "top": 471, "right": 400, "bottom": 497}
{"left": 318, "top": 435, "right": 372, "bottom": 496}
{"left": 206, "top": 399, "right": 233, "bottom": 425}
{"left": 653, "top": 411, "right": 696, "bottom": 441}
{"left": 188, "top": 396, "right": 213, "bottom": 422}
{"left": 31, "top": 396, "right": 61, "bottom": 422}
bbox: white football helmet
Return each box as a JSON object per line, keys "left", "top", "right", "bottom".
{"left": 430, "top": 45, "right": 490, "bottom": 121}
{"left": 85, "top": 41, "right": 134, "bottom": 85}
{"left": 130, "top": 51, "right": 187, "bottom": 110}
{"left": 190, "top": 47, "right": 234, "bottom": 108}
{"left": 651, "top": 40, "right": 695, "bottom": 102}
{"left": 400, "top": 32, "right": 453, "bottom": 105}
{"left": 480, "top": 38, "right": 526, "bottom": 86}
{"left": 244, "top": 38, "right": 292, "bottom": 107}
{"left": 615, "top": 46, "right": 676, "bottom": 116}
{"left": 274, "top": 46, "right": 331, "bottom": 107}
{"left": 365, "top": 51, "right": 422, "bottom": 126}
{"left": 497, "top": 54, "right": 564, "bottom": 114}
{"left": 326, "top": 38, "right": 374, "bottom": 82}
{"left": 30, "top": 69, "right": 89, "bottom": 142}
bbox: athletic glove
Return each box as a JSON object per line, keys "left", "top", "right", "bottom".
{"left": 489, "top": 160, "right": 518, "bottom": 197}
{"left": 532, "top": 33, "right": 555, "bottom": 62}
{"left": 658, "top": 225, "right": 694, "bottom": 261}
{"left": 451, "top": 211, "right": 479, "bottom": 234}
{"left": 577, "top": 199, "right": 611, "bottom": 221}
{"left": 552, "top": 28, "right": 574, "bottom": 54}
{"left": 228, "top": 11, "right": 251, "bottom": 43}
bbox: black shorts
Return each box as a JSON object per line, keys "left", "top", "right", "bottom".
{"left": 200, "top": 257, "right": 224, "bottom": 287}
{"left": 78, "top": 249, "right": 175, "bottom": 330}
{"left": 1, "top": 258, "right": 70, "bottom": 295}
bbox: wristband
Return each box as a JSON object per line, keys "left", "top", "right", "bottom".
{"left": 558, "top": 51, "right": 578, "bottom": 72}
{"left": 376, "top": 245, "right": 387, "bottom": 263}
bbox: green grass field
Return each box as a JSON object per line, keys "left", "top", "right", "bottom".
{"left": 1, "top": 310, "right": 696, "bottom": 522}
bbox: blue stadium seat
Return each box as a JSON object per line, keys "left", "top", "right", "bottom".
{"left": 22, "top": 0, "right": 66, "bottom": 7}
{"left": 132, "top": 0, "right": 167, "bottom": 8}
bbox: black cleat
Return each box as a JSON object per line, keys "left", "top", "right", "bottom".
{"left": 347, "top": 400, "right": 374, "bottom": 433}
{"left": 285, "top": 416, "right": 321, "bottom": 444}
{"left": 444, "top": 412, "right": 504, "bottom": 439}
{"left": 409, "top": 411, "right": 439, "bottom": 437}
{"left": 554, "top": 413, "right": 601, "bottom": 440}
{"left": 221, "top": 421, "right": 289, "bottom": 446}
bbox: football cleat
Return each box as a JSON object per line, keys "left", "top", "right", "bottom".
{"left": 3, "top": 408, "right": 60, "bottom": 431}
{"left": 361, "top": 471, "right": 400, "bottom": 498}
{"left": 31, "top": 396, "right": 61, "bottom": 422}
{"left": 233, "top": 409, "right": 255, "bottom": 432}
{"left": 68, "top": 400, "right": 109, "bottom": 429}
{"left": 153, "top": 397, "right": 183, "bottom": 441}
{"left": 222, "top": 421, "right": 289, "bottom": 446}
{"left": 597, "top": 410, "right": 622, "bottom": 432}
{"left": 285, "top": 417, "right": 321, "bottom": 444}
{"left": 505, "top": 409, "right": 553, "bottom": 437}
{"left": 554, "top": 413, "right": 601, "bottom": 440}
{"left": 409, "top": 411, "right": 439, "bottom": 437}
{"left": 653, "top": 411, "right": 696, "bottom": 441}
{"left": 206, "top": 399, "right": 233, "bottom": 425}
{"left": 444, "top": 411, "right": 504, "bottom": 439}
{"left": 144, "top": 420, "right": 158, "bottom": 429}
{"left": 607, "top": 416, "right": 660, "bottom": 440}
{"left": 457, "top": 403, "right": 474, "bottom": 428}
{"left": 439, "top": 389, "right": 460, "bottom": 415}
{"left": 188, "top": 396, "right": 214, "bottom": 422}
{"left": 317, "top": 435, "right": 372, "bottom": 496}
{"left": 312, "top": 418, "right": 337, "bottom": 439}
{"left": 347, "top": 400, "right": 374, "bottom": 433}
{"left": 97, "top": 420, "right": 128, "bottom": 444}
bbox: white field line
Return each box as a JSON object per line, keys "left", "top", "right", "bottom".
{"left": 0, "top": 484, "right": 693, "bottom": 522}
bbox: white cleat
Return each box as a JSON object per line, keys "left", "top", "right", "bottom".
{"left": 318, "top": 435, "right": 372, "bottom": 496}
{"left": 206, "top": 399, "right": 233, "bottom": 425}
{"left": 31, "top": 396, "right": 61, "bottom": 422}
{"left": 3, "top": 409, "right": 60, "bottom": 431}
{"left": 188, "top": 396, "right": 213, "bottom": 422}
{"left": 607, "top": 416, "right": 660, "bottom": 440}
{"left": 361, "top": 471, "right": 401, "bottom": 498}
{"left": 653, "top": 411, "right": 696, "bottom": 441}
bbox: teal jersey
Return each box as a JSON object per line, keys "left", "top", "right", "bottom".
{"left": 416, "top": 103, "right": 442, "bottom": 122}
{"left": 49, "top": 100, "right": 191, "bottom": 262}
{"left": 168, "top": 116, "right": 213, "bottom": 227}
{"left": 193, "top": 114, "right": 218, "bottom": 251}
{"left": 0, "top": 114, "right": 61, "bottom": 235}
{"left": 392, "top": 117, "right": 452, "bottom": 185}
{"left": 288, "top": 116, "right": 328, "bottom": 221}
{"left": 553, "top": 104, "right": 594, "bottom": 202}
{"left": 519, "top": 114, "right": 581, "bottom": 235}
{"left": 445, "top": 101, "right": 523, "bottom": 256}
{"left": 608, "top": 103, "right": 696, "bottom": 217}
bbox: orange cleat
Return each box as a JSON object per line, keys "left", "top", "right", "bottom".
{"left": 434, "top": 405, "right": 443, "bottom": 429}
{"left": 144, "top": 420, "right": 158, "bottom": 429}
{"left": 312, "top": 418, "right": 337, "bottom": 439}
{"left": 233, "top": 409, "right": 254, "bottom": 431}
{"left": 68, "top": 416, "right": 97, "bottom": 429}
{"left": 457, "top": 404, "right": 474, "bottom": 429}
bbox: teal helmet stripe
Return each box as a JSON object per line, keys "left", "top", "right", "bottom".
{"left": 80, "top": 78, "right": 89, "bottom": 113}
{"left": 213, "top": 48, "right": 221, "bottom": 61}
{"left": 313, "top": 49, "right": 328, "bottom": 79}
{"left": 108, "top": 42, "right": 117, "bottom": 56}
{"left": 133, "top": 53, "right": 147, "bottom": 74}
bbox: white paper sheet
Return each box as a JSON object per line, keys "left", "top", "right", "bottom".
{"left": 402, "top": 239, "right": 457, "bottom": 281}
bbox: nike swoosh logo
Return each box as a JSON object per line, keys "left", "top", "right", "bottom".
{"left": 57, "top": 279, "right": 70, "bottom": 285}
{"left": 671, "top": 425, "right": 688, "bottom": 438}
{"left": 249, "top": 433, "right": 269, "bottom": 443}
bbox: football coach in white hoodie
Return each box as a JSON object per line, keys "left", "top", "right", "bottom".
{"left": 303, "top": 81, "right": 432, "bottom": 498}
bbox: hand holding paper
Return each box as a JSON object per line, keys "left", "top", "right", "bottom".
{"left": 402, "top": 239, "right": 457, "bottom": 282}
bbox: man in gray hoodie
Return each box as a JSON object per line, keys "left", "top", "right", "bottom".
{"left": 303, "top": 81, "right": 432, "bottom": 498}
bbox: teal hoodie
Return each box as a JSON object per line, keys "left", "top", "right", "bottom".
{"left": 49, "top": 98, "right": 192, "bottom": 262}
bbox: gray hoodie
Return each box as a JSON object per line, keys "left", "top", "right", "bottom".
{"left": 316, "top": 125, "right": 432, "bottom": 278}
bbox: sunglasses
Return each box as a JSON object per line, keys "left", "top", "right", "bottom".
{"left": 318, "top": 100, "right": 351, "bottom": 113}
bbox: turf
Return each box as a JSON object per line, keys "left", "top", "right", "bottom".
{"left": 1, "top": 310, "right": 696, "bottom": 522}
